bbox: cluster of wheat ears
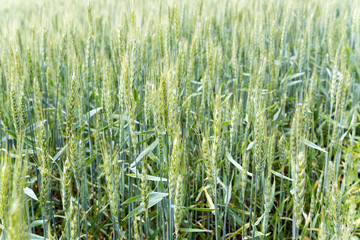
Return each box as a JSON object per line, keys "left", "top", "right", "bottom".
{"left": 0, "top": 0, "right": 359, "bottom": 239}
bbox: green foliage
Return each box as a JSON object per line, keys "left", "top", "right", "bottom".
{"left": 0, "top": 0, "right": 359, "bottom": 239}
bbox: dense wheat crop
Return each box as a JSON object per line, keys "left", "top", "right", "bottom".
{"left": 0, "top": 0, "right": 359, "bottom": 239}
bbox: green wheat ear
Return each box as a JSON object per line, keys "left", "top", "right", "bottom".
{"left": 294, "top": 151, "right": 306, "bottom": 227}
{"left": 10, "top": 88, "right": 21, "bottom": 133}
{"left": 0, "top": 152, "right": 10, "bottom": 227}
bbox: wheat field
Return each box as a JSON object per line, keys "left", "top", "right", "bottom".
{"left": 0, "top": 0, "right": 359, "bottom": 239}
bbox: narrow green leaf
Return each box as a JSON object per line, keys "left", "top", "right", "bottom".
{"left": 30, "top": 220, "right": 46, "bottom": 227}
{"left": 246, "top": 141, "right": 255, "bottom": 151}
{"left": 254, "top": 213, "right": 265, "bottom": 226}
{"left": 24, "top": 187, "right": 38, "bottom": 201}
{"left": 336, "top": 143, "right": 359, "bottom": 156}
{"left": 30, "top": 233, "right": 49, "bottom": 240}
{"left": 226, "top": 152, "right": 253, "bottom": 177}
{"left": 221, "top": 121, "right": 231, "bottom": 127}
{"left": 86, "top": 153, "right": 97, "bottom": 167}
{"left": 180, "top": 228, "right": 212, "bottom": 233}
{"left": 127, "top": 173, "right": 167, "bottom": 182}
{"left": 123, "top": 197, "right": 164, "bottom": 221}
{"left": 138, "top": 129, "right": 155, "bottom": 135}
{"left": 187, "top": 207, "right": 215, "bottom": 212}
{"left": 302, "top": 138, "right": 327, "bottom": 153}
{"left": 52, "top": 144, "right": 67, "bottom": 162}
{"left": 122, "top": 192, "right": 168, "bottom": 205}
{"left": 270, "top": 170, "right": 294, "bottom": 182}
{"left": 130, "top": 139, "right": 159, "bottom": 168}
